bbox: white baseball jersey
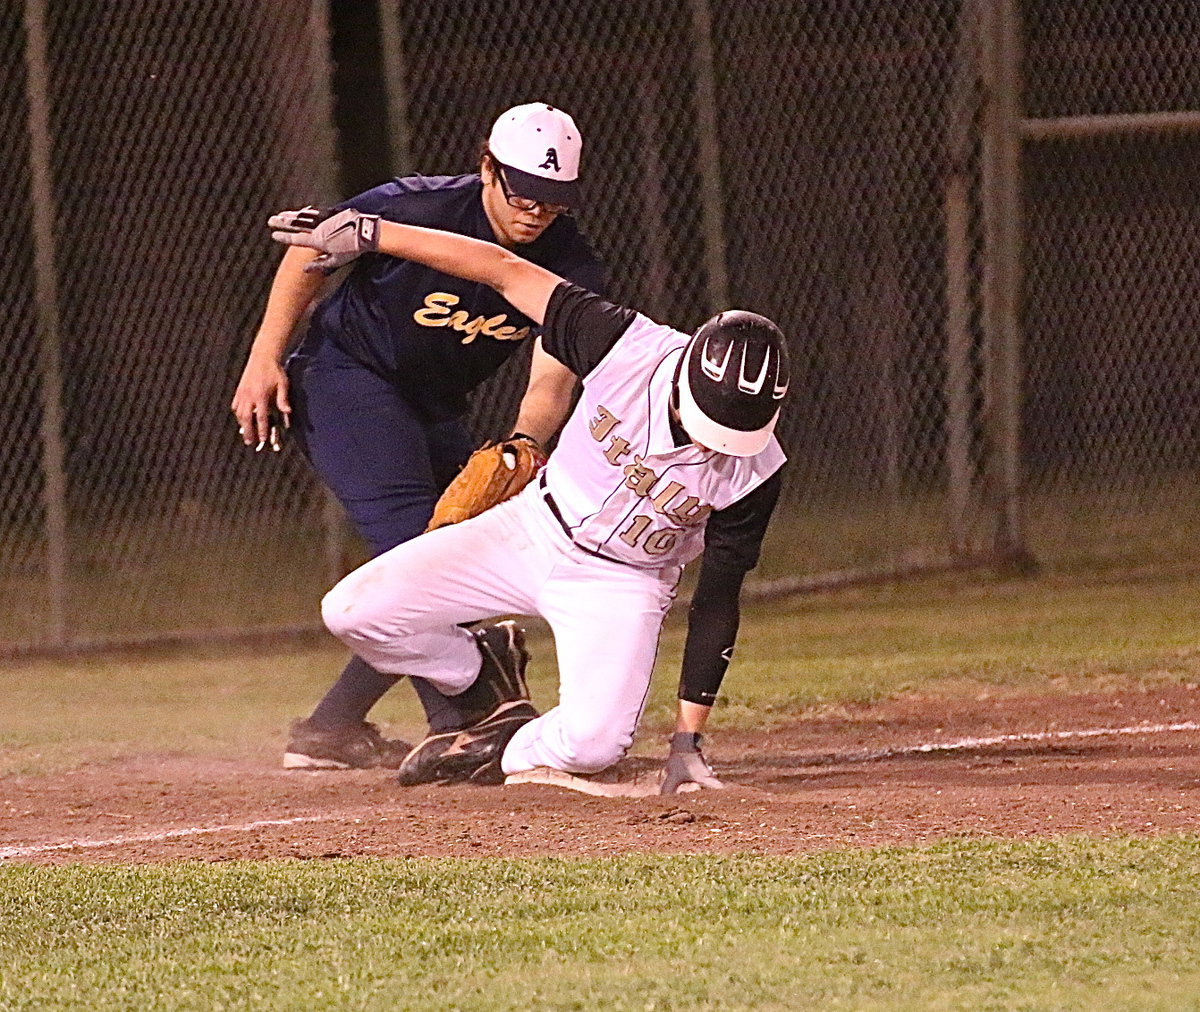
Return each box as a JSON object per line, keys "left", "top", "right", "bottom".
{"left": 322, "top": 290, "right": 789, "bottom": 781}
{"left": 542, "top": 313, "right": 787, "bottom": 571}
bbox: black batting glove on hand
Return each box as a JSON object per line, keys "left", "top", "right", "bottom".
{"left": 268, "top": 206, "right": 381, "bottom": 274}
{"left": 661, "top": 732, "right": 725, "bottom": 794}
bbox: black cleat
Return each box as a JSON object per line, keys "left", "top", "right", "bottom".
{"left": 396, "top": 700, "right": 538, "bottom": 786}
{"left": 283, "top": 718, "right": 412, "bottom": 770}
{"left": 395, "top": 620, "right": 534, "bottom": 786}
{"left": 457, "top": 619, "right": 530, "bottom": 727}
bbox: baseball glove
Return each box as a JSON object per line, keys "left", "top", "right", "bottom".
{"left": 427, "top": 435, "right": 547, "bottom": 532}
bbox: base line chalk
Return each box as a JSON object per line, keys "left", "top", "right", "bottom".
{"left": 791, "top": 720, "right": 1200, "bottom": 767}
{"left": 0, "top": 813, "right": 357, "bottom": 861}
{"left": 3, "top": 721, "right": 1199, "bottom": 858}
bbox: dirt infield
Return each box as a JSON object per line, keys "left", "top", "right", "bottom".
{"left": 3, "top": 685, "right": 1198, "bottom": 865}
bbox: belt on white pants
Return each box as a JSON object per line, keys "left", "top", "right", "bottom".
{"left": 538, "top": 472, "right": 636, "bottom": 569}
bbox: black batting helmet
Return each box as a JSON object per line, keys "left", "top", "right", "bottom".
{"left": 675, "top": 310, "right": 790, "bottom": 457}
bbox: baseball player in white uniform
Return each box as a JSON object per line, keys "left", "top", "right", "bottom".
{"left": 268, "top": 204, "right": 789, "bottom": 793}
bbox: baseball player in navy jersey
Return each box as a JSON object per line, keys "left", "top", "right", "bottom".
{"left": 265, "top": 202, "right": 790, "bottom": 793}
{"left": 231, "top": 104, "right": 606, "bottom": 772}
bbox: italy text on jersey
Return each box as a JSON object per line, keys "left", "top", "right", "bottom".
{"left": 582, "top": 402, "right": 713, "bottom": 562}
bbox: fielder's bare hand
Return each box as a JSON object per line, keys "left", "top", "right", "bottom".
{"left": 269, "top": 206, "right": 381, "bottom": 274}
{"left": 231, "top": 354, "right": 289, "bottom": 452}
{"left": 661, "top": 732, "right": 725, "bottom": 794}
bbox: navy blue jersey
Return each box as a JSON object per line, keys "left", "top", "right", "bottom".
{"left": 302, "top": 173, "right": 606, "bottom": 421}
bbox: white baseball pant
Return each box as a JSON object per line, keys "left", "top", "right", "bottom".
{"left": 320, "top": 484, "right": 677, "bottom": 775}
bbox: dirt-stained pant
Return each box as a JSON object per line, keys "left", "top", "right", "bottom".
{"left": 320, "top": 484, "right": 677, "bottom": 775}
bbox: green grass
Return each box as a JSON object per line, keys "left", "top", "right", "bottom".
{"left": 4, "top": 566, "right": 1200, "bottom": 775}
{"left": 651, "top": 566, "right": 1200, "bottom": 730}
{"left": 750, "top": 474, "right": 1200, "bottom": 583}
{"left": 5, "top": 564, "right": 1200, "bottom": 1009}
{"left": 0, "top": 644, "right": 346, "bottom": 775}
{"left": 7, "top": 474, "right": 1200, "bottom": 647}
{"left": 0, "top": 511, "right": 340, "bottom": 646}
{"left": 3, "top": 836, "right": 1200, "bottom": 1010}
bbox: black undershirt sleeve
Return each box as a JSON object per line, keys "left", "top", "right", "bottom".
{"left": 678, "top": 469, "right": 784, "bottom": 706}
{"left": 539, "top": 277, "right": 784, "bottom": 706}
{"left": 555, "top": 252, "right": 606, "bottom": 300}
{"left": 540, "top": 281, "right": 638, "bottom": 378}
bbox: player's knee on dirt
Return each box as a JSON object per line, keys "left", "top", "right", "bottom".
{"left": 550, "top": 718, "right": 633, "bottom": 774}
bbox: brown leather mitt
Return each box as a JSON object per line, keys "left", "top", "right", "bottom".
{"left": 426, "top": 435, "right": 547, "bottom": 531}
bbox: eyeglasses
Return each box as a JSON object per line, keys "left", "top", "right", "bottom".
{"left": 495, "top": 166, "right": 570, "bottom": 216}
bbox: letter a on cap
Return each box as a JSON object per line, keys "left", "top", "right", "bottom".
{"left": 488, "top": 102, "right": 582, "bottom": 206}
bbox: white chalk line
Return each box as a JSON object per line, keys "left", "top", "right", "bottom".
{"left": 3, "top": 720, "right": 1199, "bottom": 860}
{"left": 791, "top": 720, "right": 1200, "bottom": 767}
{"left": 0, "top": 813, "right": 356, "bottom": 861}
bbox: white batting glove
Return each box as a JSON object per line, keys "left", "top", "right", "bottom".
{"left": 661, "top": 732, "right": 725, "bottom": 794}
{"left": 268, "top": 206, "right": 381, "bottom": 274}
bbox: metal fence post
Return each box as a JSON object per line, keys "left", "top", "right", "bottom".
{"left": 377, "top": 0, "right": 414, "bottom": 177}
{"left": 944, "top": 0, "right": 979, "bottom": 556}
{"left": 688, "top": 0, "right": 730, "bottom": 316}
{"left": 22, "top": 0, "right": 69, "bottom": 646}
{"left": 978, "top": 0, "right": 1034, "bottom": 569}
{"left": 307, "top": 0, "right": 339, "bottom": 201}
{"left": 307, "top": 0, "right": 349, "bottom": 587}
{"left": 636, "top": 77, "right": 670, "bottom": 322}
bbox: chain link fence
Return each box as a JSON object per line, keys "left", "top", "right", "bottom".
{"left": 389, "top": 0, "right": 993, "bottom": 584}
{"left": 2, "top": 3, "right": 43, "bottom": 647}
{"left": 3, "top": 1, "right": 340, "bottom": 651}
{"left": 1022, "top": 0, "right": 1200, "bottom": 572}
{"left": 3, "top": 0, "right": 1197, "bottom": 653}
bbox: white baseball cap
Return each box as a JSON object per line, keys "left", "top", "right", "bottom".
{"left": 488, "top": 103, "right": 582, "bottom": 208}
